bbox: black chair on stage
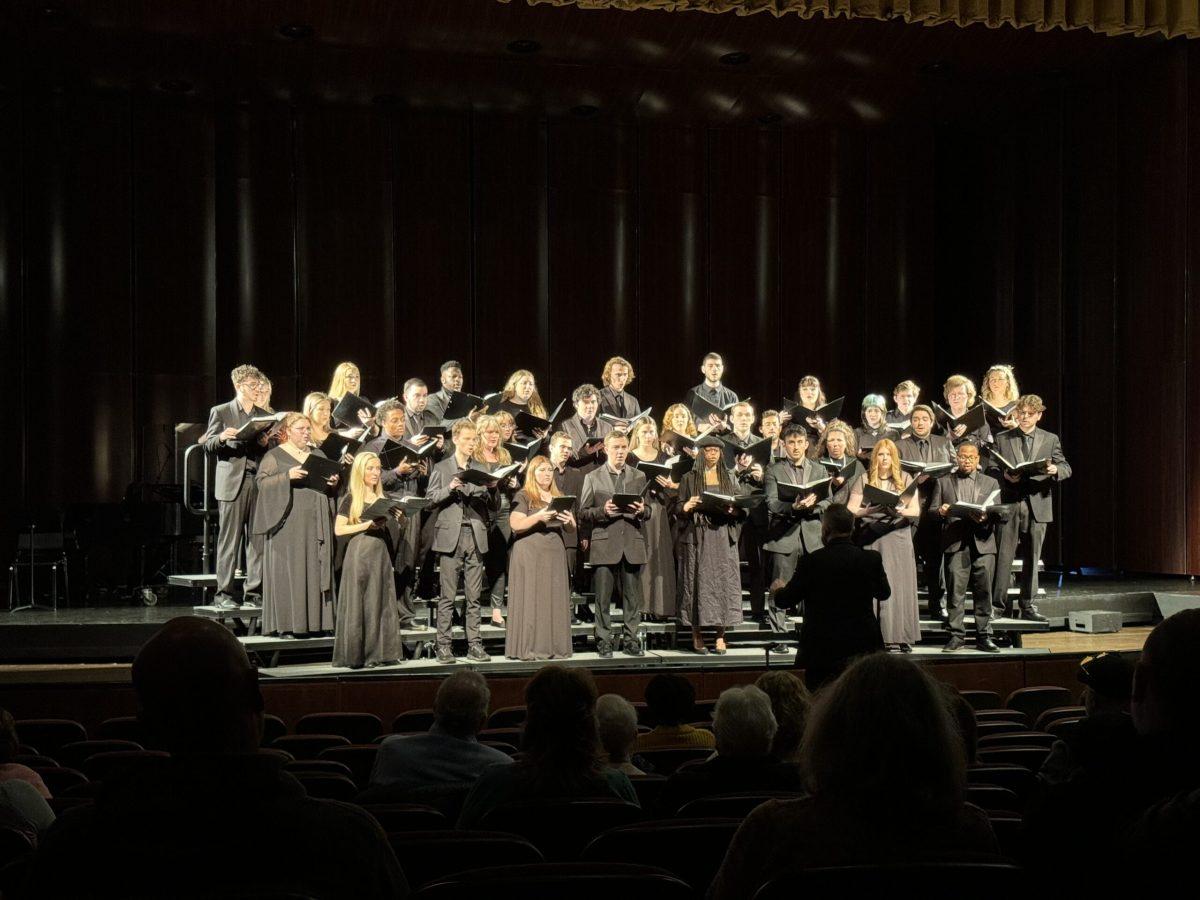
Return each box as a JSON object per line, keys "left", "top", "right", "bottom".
{"left": 387, "top": 831, "right": 542, "bottom": 889}
{"left": 56, "top": 739, "right": 143, "bottom": 771}
{"left": 270, "top": 734, "right": 349, "bottom": 759}
{"left": 753, "top": 864, "right": 1025, "bottom": 898}
{"left": 392, "top": 709, "right": 437, "bottom": 734}
{"left": 677, "top": 791, "right": 804, "bottom": 820}
{"left": 291, "top": 773, "right": 358, "bottom": 802}
{"left": 13, "top": 719, "right": 86, "bottom": 757}
{"left": 359, "top": 803, "right": 449, "bottom": 833}
{"left": 1004, "top": 687, "right": 1074, "bottom": 726}
{"left": 478, "top": 799, "right": 644, "bottom": 862}
{"left": 412, "top": 862, "right": 693, "bottom": 900}
{"left": 634, "top": 747, "right": 712, "bottom": 776}
{"left": 959, "top": 690, "right": 1002, "bottom": 711}
{"left": 583, "top": 817, "right": 741, "bottom": 893}
{"left": 318, "top": 744, "right": 379, "bottom": 789}
{"left": 296, "top": 712, "right": 382, "bottom": 745}
{"left": 486, "top": 706, "right": 527, "bottom": 729}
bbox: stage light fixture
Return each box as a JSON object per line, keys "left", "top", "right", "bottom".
{"left": 278, "top": 22, "right": 314, "bottom": 40}
{"left": 756, "top": 112, "right": 782, "bottom": 126}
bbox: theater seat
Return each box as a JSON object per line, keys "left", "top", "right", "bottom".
{"left": 96, "top": 716, "right": 147, "bottom": 744}
{"left": 479, "top": 740, "right": 518, "bottom": 756}
{"left": 964, "top": 784, "right": 1023, "bottom": 815}
{"left": 635, "top": 747, "right": 712, "bottom": 776}
{"left": 360, "top": 803, "right": 449, "bottom": 832}
{"left": 974, "top": 721, "right": 1029, "bottom": 738}
{"left": 292, "top": 773, "right": 358, "bottom": 801}
{"left": 959, "top": 690, "right": 1002, "bottom": 711}
{"left": 486, "top": 706, "right": 527, "bottom": 729}
{"left": 57, "top": 740, "right": 143, "bottom": 771}
{"left": 83, "top": 750, "right": 169, "bottom": 783}
{"left": 1044, "top": 718, "right": 1082, "bottom": 740}
{"left": 974, "top": 709, "right": 1030, "bottom": 727}
{"left": 31, "top": 766, "right": 88, "bottom": 796}
{"left": 753, "top": 863, "right": 1024, "bottom": 896}
{"left": 676, "top": 792, "right": 804, "bottom": 820}
{"left": 478, "top": 799, "right": 645, "bottom": 861}
{"left": 583, "top": 817, "right": 741, "bottom": 892}
{"left": 988, "top": 815, "right": 1024, "bottom": 860}
{"left": 1005, "top": 687, "right": 1074, "bottom": 725}
{"left": 967, "top": 765, "right": 1038, "bottom": 801}
{"left": 318, "top": 744, "right": 379, "bottom": 789}
{"left": 387, "top": 830, "right": 541, "bottom": 888}
{"left": 283, "top": 759, "right": 355, "bottom": 780}
{"left": 296, "top": 712, "right": 383, "bottom": 745}
{"left": 1033, "top": 706, "right": 1086, "bottom": 732}
{"left": 976, "top": 746, "right": 1052, "bottom": 770}
{"left": 262, "top": 714, "right": 288, "bottom": 745}
{"left": 413, "top": 862, "right": 693, "bottom": 900}
{"left": 477, "top": 727, "right": 524, "bottom": 749}
{"left": 13, "top": 755, "right": 58, "bottom": 770}
{"left": 392, "top": 709, "right": 436, "bottom": 734}
{"left": 977, "top": 731, "right": 1056, "bottom": 749}
{"left": 270, "top": 734, "right": 350, "bottom": 759}
{"left": 627, "top": 775, "right": 668, "bottom": 814}
{"left": 14, "top": 720, "right": 87, "bottom": 756}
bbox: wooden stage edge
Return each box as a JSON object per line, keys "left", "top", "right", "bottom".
{"left": 0, "top": 628, "right": 1149, "bottom": 734}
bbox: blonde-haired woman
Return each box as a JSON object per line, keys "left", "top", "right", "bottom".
{"left": 328, "top": 362, "right": 362, "bottom": 403}
{"left": 304, "top": 392, "right": 334, "bottom": 445}
{"left": 333, "top": 453, "right": 403, "bottom": 669}
{"left": 848, "top": 438, "right": 921, "bottom": 651}
{"left": 506, "top": 455, "right": 575, "bottom": 660}
{"left": 815, "top": 420, "right": 863, "bottom": 505}
{"left": 475, "top": 414, "right": 520, "bottom": 627}
{"left": 981, "top": 364, "right": 1020, "bottom": 430}
{"left": 629, "top": 418, "right": 679, "bottom": 621}
{"left": 660, "top": 403, "right": 700, "bottom": 458}
{"left": 253, "top": 413, "right": 339, "bottom": 637}
{"left": 498, "top": 369, "right": 548, "bottom": 442}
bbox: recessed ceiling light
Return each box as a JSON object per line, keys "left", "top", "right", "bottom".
{"left": 918, "top": 60, "right": 950, "bottom": 75}
{"left": 506, "top": 39, "right": 541, "bottom": 55}
{"left": 720, "top": 51, "right": 751, "bottom": 66}
{"left": 159, "top": 79, "right": 194, "bottom": 94}
{"left": 570, "top": 104, "right": 599, "bottom": 118}
{"left": 278, "top": 23, "right": 314, "bottom": 40}
{"left": 756, "top": 112, "right": 782, "bottom": 126}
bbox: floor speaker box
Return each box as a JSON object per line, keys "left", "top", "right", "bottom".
{"left": 1068, "top": 610, "right": 1123, "bottom": 634}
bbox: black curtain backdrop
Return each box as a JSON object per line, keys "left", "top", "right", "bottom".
{"left": 3, "top": 40, "right": 1200, "bottom": 578}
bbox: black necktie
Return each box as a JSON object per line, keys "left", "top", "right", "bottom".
{"left": 615, "top": 394, "right": 626, "bottom": 418}
{"left": 1023, "top": 434, "right": 1034, "bottom": 461}
{"left": 918, "top": 439, "right": 929, "bottom": 462}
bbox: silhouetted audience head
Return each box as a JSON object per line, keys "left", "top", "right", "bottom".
{"left": 0, "top": 710, "right": 18, "bottom": 764}
{"left": 519, "top": 665, "right": 604, "bottom": 792}
{"left": 821, "top": 503, "right": 855, "bottom": 543}
{"left": 433, "top": 670, "right": 491, "bottom": 739}
{"left": 802, "top": 653, "right": 965, "bottom": 812}
{"left": 1079, "top": 651, "right": 1135, "bottom": 717}
{"left": 132, "top": 616, "right": 264, "bottom": 755}
{"left": 595, "top": 694, "right": 639, "bottom": 766}
{"left": 939, "top": 684, "right": 978, "bottom": 765}
{"left": 755, "top": 671, "right": 811, "bottom": 762}
{"left": 713, "top": 685, "right": 777, "bottom": 758}
{"left": 1132, "top": 609, "right": 1200, "bottom": 743}
{"left": 644, "top": 673, "right": 697, "bottom": 727}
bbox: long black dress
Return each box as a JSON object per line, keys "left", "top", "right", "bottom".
{"left": 253, "top": 445, "right": 335, "bottom": 636}
{"left": 504, "top": 495, "right": 573, "bottom": 660}
{"left": 633, "top": 448, "right": 678, "bottom": 619}
{"left": 675, "top": 467, "right": 746, "bottom": 629}
{"left": 333, "top": 495, "right": 403, "bottom": 668}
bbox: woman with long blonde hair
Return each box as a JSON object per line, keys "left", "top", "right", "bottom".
{"left": 332, "top": 453, "right": 404, "bottom": 668}
{"left": 498, "top": 369, "right": 548, "bottom": 442}
{"left": 505, "top": 455, "right": 575, "bottom": 660}
{"left": 848, "top": 437, "right": 921, "bottom": 651}
{"left": 328, "top": 362, "right": 363, "bottom": 402}
{"left": 252, "top": 413, "right": 339, "bottom": 637}
{"left": 304, "top": 392, "right": 334, "bottom": 445}
{"left": 475, "top": 414, "right": 519, "bottom": 627}
{"left": 815, "top": 420, "right": 863, "bottom": 504}
{"left": 981, "top": 364, "right": 1020, "bottom": 429}
{"left": 628, "top": 418, "right": 678, "bottom": 621}
{"left": 661, "top": 402, "right": 702, "bottom": 459}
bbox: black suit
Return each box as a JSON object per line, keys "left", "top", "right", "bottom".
{"left": 597, "top": 386, "right": 640, "bottom": 421}
{"left": 897, "top": 433, "right": 955, "bottom": 616}
{"left": 774, "top": 537, "right": 891, "bottom": 689}
{"left": 988, "top": 426, "right": 1072, "bottom": 613}
{"left": 931, "top": 471, "right": 1008, "bottom": 639}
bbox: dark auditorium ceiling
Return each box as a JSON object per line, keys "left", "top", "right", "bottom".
{"left": 0, "top": 0, "right": 1169, "bottom": 124}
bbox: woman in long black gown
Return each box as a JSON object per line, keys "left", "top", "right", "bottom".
{"left": 333, "top": 452, "right": 404, "bottom": 669}
{"left": 628, "top": 418, "right": 679, "bottom": 621}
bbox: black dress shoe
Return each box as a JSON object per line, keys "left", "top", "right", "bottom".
{"left": 213, "top": 596, "right": 240, "bottom": 611}
{"left": 691, "top": 645, "right": 710, "bottom": 655}
{"left": 943, "top": 636, "right": 966, "bottom": 653}
{"left": 436, "top": 647, "right": 456, "bottom": 664}
{"left": 1021, "top": 609, "right": 1049, "bottom": 623}
{"left": 622, "top": 642, "right": 645, "bottom": 657}
{"left": 596, "top": 641, "right": 614, "bottom": 659}
{"left": 976, "top": 637, "right": 1002, "bottom": 653}
{"left": 242, "top": 593, "right": 262, "bottom": 609}
{"left": 899, "top": 643, "right": 913, "bottom": 653}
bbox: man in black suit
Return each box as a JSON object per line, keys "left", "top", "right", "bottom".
{"left": 932, "top": 441, "right": 1007, "bottom": 653}
{"left": 771, "top": 504, "right": 891, "bottom": 690}
{"left": 690, "top": 352, "right": 738, "bottom": 430}
{"left": 402, "top": 378, "right": 446, "bottom": 458}
{"left": 425, "top": 359, "right": 464, "bottom": 423}
{"left": 597, "top": 356, "right": 641, "bottom": 424}
{"left": 897, "top": 404, "right": 955, "bottom": 621}
{"left": 579, "top": 431, "right": 649, "bottom": 658}
{"left": 201, "top": 364, "right": 269, "bottom": 610}
{"left": 988, "top": 394, "right": 1072, "bottom": 620}
{"left": 561, "top": 383, "right": 612, "bottom": 474}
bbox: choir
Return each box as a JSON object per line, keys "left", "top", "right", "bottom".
{"left": 200, "top": 356, "right": 1073, "bottom": 667}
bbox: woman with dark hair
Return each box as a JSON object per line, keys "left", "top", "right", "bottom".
{"left": 709, "top": 654, "right": 999, "bottom": 900}
{"left": 457, "top": 666, "right": 638, "bottom": 827}
{"left": 675, "top": 434, "right": 747, "bottom": 654}
{"left": 636, "top": 673, "right": 715, "bottom": 751}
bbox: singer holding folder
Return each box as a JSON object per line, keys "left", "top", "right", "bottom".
{"left": 253, "top": 413, "right": 339, "bottom": 637}
{"left": 333, "top": 453, "right": 404, "bottom": 668}
{"left": 505, "top": 455, "right": 576, "bottom": 661}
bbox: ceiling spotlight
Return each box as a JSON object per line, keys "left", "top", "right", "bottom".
{"left": 756, "top": 112, "right": 782, "bottom": 126}
{"left": 918, "top": 60, "right": 950, "bottom": 75}
{"left": 720, "top": 51, "right": 751, "bottom": 66}
{"left": 506, "top": 39, "right": 541, "bottom": 55}
{"left": 277, "top": 22, "right": 314, "bottom": 40}
{"left": 159, "top": 79, "right": 194, "bottom": 94}
{"left": 570, "top": 104, "right": 599, "bottom": 118}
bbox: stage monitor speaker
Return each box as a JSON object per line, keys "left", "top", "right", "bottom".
{"left": 1068, "top": 610, "right": 1123, "bottom": 634}
{"left": 1154, "top": 593, "right": 1200, "bottom": 620}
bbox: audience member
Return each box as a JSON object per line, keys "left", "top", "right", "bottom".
{"left": 755, "top": 671, "right": 811, "bottom": 763}
{"left": 659, "top": 684, "right": 803, "bottom": 815}
{"left": 938, "top": 683, "right": 979, "bottom": 765}
{"left": 367, "top": 670, "right": 512, "bottom": 797}
{"left": 0, "top": 710, "right": 51, "bottom": 798}
{"left": 596, "top": 694, "right": 646, "bottom": 776}
{"left": 457, "top": 666, "right": 638, "bottom": 828}
{"left": 27, "top": 617, "right": 407, "bottom": 900}
{"left": 0, "top": 779, "right": 54, "bottom": 834}
{"left": 1039, "top": 651, "right": 1136, "bottom": 786}
{"left": 636, "top": 673, "right": 716, "bottom": 751}
{"left": 709, "top": 654, "right": 998, "bottom": 900}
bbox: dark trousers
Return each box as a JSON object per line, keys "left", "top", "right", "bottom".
{"left": 914, "top": 512, "right": 946, "bottom": 613}
{"left": 993, "top": 503, "right": 1046, "bottom": 614}
{"left": 436, "top": 527, "right": 484, "bottom": 650}
{"left": 393, "top": 569, "right": 417, "bottom": 627}
{"left": 484, "top": 519, "right": 510, "bottom": 611}
{"left": 763, "top": 551, "right": 800, "bottom": 633}
{"left": 945, "top": 546, "right": 995, "bottom": 638}
{"left": 592, "top": 558, "right": 642, "bottom": 647}
{"left": 216, "top": 474, "right": 262, "bottom": 602}
{"left": 739, "top": 519, "right": 767, "bottom": 619}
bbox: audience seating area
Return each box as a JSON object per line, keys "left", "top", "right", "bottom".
{"left": 0, "top": 682, "right": 1081, "bottom": 896}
